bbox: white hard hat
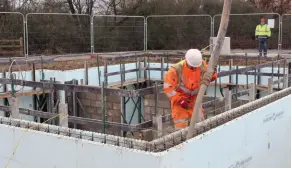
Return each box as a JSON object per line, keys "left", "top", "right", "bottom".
{"left": 185, "top": 49, "right": 202, "bottom": 67}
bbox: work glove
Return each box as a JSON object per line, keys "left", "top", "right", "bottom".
{"left": 178, "top": 97, "right": 189, "bottom": 109}
{"left": 266, "top": 36, "right": 270, "bottom": 39}
{"left": 255, "top": 36, "right": 258, "bottom": 40}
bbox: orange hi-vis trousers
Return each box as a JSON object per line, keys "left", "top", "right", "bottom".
{"left": 171, "top": 96, "right": 205, "bottom": 129}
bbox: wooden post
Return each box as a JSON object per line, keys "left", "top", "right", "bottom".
{"left": 245, "top": 53, "right": 248, "bottom": 89}
{"left": 32, "top": 63, "right": 39, "bottom": 122}
{"left": 11, "top": 97, "right": 20, "bottom": 119}
{"left": 268, "top": 78, "right": 273, "bottom": 94}
{"left": 256, "top": 55, "right": 261, "bottom": 99}
{"left": 249, "top": 83, "right": 255, "bottom": 102}
{"left": 49, "top": 78, "right": 55, "bottom": 125}
{"left": 228, "top": 59, "right": 233, "bottom": 90}
{"left": 104, "top": 61, "right": 108, "bottom": 87}
{"left": 288, "top": 60, "right": 291, "bottom": 87}
{"left": 137, "top": 58, "right": 141, "bottom": 79}
{"left": 136, "top": 58, "right": 139, "bottom": 84}
{"left": 283, "top": 74, "right": 288, "bottom": 88}
{"left": 161, "top": 57, "right": 164, "bottom": 80}
{"left": 224, "top": 89, "right": 231, "bottom": 111}
{"left": 59, "top": 103, "right": 68, "bottom": 127}
{"left": 143, "top": 57, "right": 147, "bottom": 81}
{"left": 120, "top": 60, "right": 124, "bottom": 87}
{"left": 147, "top": 56, "right": 151, "bottom": 86}
{"left": 153, "top": 81, "right": 162, "bottom": 138}
{"left": 101, "top": 82, "right": 106, "bottom": 134}
{"left": 84, "top": 61, "right": 88, "bottom": 85}
{"left": 2, "top": 70, "right": 9, "bottom": 117}
{"left": 72, "top": 79, "right": 77, "bottom": 128}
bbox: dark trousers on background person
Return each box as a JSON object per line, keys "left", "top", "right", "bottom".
{"left": 258, "top": 38, "right": 268, "bottom": 57}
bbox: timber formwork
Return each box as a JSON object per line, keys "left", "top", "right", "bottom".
{"left": 0, "top": 51, "right": 290, "bottom": 140}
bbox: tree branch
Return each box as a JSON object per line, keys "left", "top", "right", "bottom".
{"left": 67, "top": 0, "right": 76, "bottom": 14}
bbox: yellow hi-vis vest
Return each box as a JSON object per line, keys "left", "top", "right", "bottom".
{"left": 255, "top": 24, "right": 271, "bottom": 38}
{"left": 170, "top": 60, "right": 206, "bottom": 96}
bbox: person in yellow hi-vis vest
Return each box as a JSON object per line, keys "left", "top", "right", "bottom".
{"left": 255, "top": 17, "right": 271, "bottom": 57}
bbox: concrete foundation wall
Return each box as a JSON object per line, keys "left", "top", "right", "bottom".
{"left": 76, "top": 92, "right": 121, "bottom": 135}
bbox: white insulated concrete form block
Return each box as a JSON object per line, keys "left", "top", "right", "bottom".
{"left": 39, "top": 124, "right": 49, "bottom": 132}
{"left": 69, "top": 128, "right": 83, "bottom": 139}
{"left": 0, "top": 89, "right": 290, "bottom": 167}
{"left": 82, "top": 131, "right": 94, "bottom": 141}
{"left": 59, "top": 126, "right": 70, "bottom": 136}
{"left": 210, "top": 37, "right": 231, "bottom": 55}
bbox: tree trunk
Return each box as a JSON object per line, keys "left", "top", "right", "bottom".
{"left": 186, "top": 0, "right": 232, "bottom": 140}
{"left": 67, "top": 0, "right": 76, "bottom": 14}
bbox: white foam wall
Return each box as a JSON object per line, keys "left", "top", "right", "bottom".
{"left": 0, "top": 95, "right": 290, "bottom": 167}
{"left": 159, "top": 95, "right": 291, "bottom": 168}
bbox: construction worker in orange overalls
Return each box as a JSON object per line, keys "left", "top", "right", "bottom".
{"left": 163, "top": 49, "right": 218, "bottom": 130}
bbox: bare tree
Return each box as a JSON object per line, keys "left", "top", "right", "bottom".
{"left": 67, "top": 0, "right": 97, "bottom": 15}
{"left": 187, "top": 0, "right": 232, "bottom": 140}
{"left": 248, "top": 0, "right": 291, "bottom": 14}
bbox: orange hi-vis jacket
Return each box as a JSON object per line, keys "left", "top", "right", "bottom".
{"left": 163, "top": 60, "right": 218, "bottom": 129}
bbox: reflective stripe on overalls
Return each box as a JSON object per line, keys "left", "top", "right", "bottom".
{"left": 170, "top": 60, "right": 205, "bottom": 97}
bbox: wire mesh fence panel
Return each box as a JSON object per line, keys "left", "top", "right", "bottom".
{"left": 0, "top": 12, "right": 25, "bottom": 57}
{"left": 93, "top": 16, "right": 145, "bottom": 52}
{"left": 26, "top": 13, "right": 91, "bottom": 56}
{"left": 214, "top": 13, "right": 280, "bottom": 51}
{"left": 146, "top": 15, "right": 212, "bottom": 50}
{"left": 282, "top": 14, "right": 291, "bottom": 50}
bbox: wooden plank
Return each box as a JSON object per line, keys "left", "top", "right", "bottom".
{"left": 108, "top": 78, "right": 148, "bottom": 88}
{"left": 0, "top": 45, "right": 22, "bottom": 48}
{"left": 0, "top": 50, "right": 22, "bottom": 54}
{"left": 0, "top": 39, "right": 21, "bottom": 42}
{"left": 0, "top": 89, "right": 50, "bottom": 99}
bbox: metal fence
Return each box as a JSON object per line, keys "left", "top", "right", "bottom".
{"left": 213, "top": 13, "right": 281, "bottom": 51}
{"left": 26, "top": 13, "right": 91, "bottom": 56}
{"left": 0, "top": 13, "right": 290, "bottom": 57}
{"left": 146, "top": 15, "right": 212, "bottom": 50}
{"left": 93, "top": 15, "right": 145, "bottom": 53}
{"left": 0, "top": 12, "right": 25, "bottom": 57}
{"left": 281, "top": 14, "right": 291, "bottom": 50}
